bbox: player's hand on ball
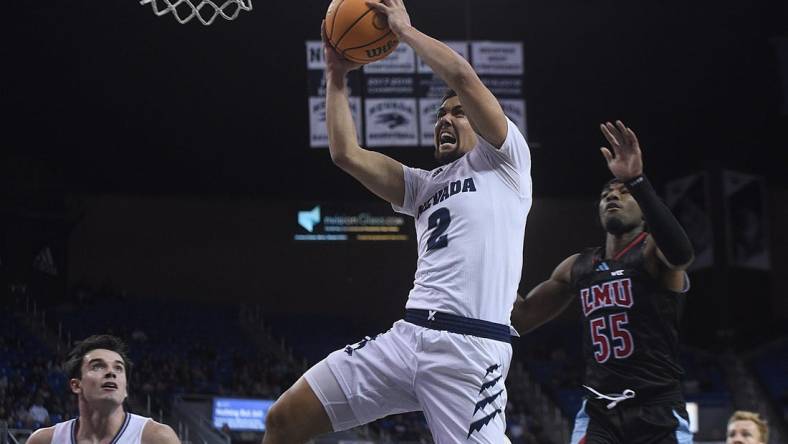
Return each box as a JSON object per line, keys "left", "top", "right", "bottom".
{"left": 365, "top": 0, "right": 411, "bottom": 39}
{"left": 321, "top": 21, "right": 362, "bottom": 75}
{"left": 600, "top": 120, "right": 644, "bottom": 181}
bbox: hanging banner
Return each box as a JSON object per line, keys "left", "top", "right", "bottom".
{"left": 418, "top": 98, "right": 443, "bottom": 147}
{"left": 500, "top": 99, "right": 527, "bottom": 138}
{"left": 308, "top": 97, "right": 362, "bottom": 148}
{"left": 723, "top": 171, "right": 770, "bottom": 270}
{"left": 306, "top": 41, "right": 363, "bottom": 148}
{"left": 665, "top": 173, "right": 715, "bottom": 271}
{"left": 305, "top": 40, "right": 526, "bottom": 148}
{"left": 365, "top": 98, "right": 419, "bottom": 147}
{"left": 470, "top": 41, "right": 524, "bottom": 75}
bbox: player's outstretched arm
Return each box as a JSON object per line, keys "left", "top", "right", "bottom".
{"left": 366, "top": 0, "right": 507, "bottom": 148}
{"left": 511, "top": 254, "right": 578, "bottom": 334}
{"left": 142, "top": 421, "right": 181, "bottom": 444}
{"left": 600, "top": 121, "right": 694, "bottom": 270}
{"left": 322, "top": 25, "right": 406, "bottom": 207}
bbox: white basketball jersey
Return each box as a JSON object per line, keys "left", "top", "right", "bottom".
{"left": 51, "top": 413, "right": 150, "bottom": 444}
{"left": 393, "top": 118, "right": 532, "bottom": 325}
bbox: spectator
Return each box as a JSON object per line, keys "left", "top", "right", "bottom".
{"left": 726, "top": 410, "right": 768, "bottom": 444}
{"left": 28, "top": 395, "right": 50, "bottom": 426}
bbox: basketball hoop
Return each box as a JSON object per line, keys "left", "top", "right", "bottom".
{"left": 140, "top": 0, "right": 252, "bottom": 25}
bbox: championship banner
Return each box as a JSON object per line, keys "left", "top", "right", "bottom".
{"left": 416, "top": 41, "right": 469, "bottom": 75}
{"left": 472, "top": 41, "right": 526, "bottom": 136}
{"left": 363, "top": 43, "right": 416, "bottom": 98}
{"left": 305, "top": 40, "right": 526, "bottom": 148}
{"left": 723, "top": 171, "right": 770, "bottom": 270}
{"left": 418, "top": 98, "right": 443, "bottom": 147}
{"left": 500, "top": 99, "right": 527, "bottom": 138}
{"left": 306, "top": 41, "right": 363, "bottom": 148}
{"left": 665, "top": 173, "right": 714, "bottom": 271}
{"left": 308, "top": 97, "right": 362, "bottom": 148}
{"left": 415, "top": 41, "right": 469, "bottom": 99}
{"left": 361, "top": 44, "right": 419, "bottom": 146}
{"left": 365, "top": 98, "right": 419, "bottom": 147}
{"left": 305, "top": 40, "right": 326, "bottom": 71}
{"left": 470, "top": 41, "right": 524, "bottom": 75}
{"left": 416, "top": 42, "right": 468, "bottom": 146}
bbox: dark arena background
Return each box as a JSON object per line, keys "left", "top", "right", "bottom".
{"left": 2, "top": 0, "right": 787, "bottom": 443}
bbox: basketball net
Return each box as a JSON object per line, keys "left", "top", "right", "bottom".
{"left": 140, "top": 0, "right": 252, "bottom": 25}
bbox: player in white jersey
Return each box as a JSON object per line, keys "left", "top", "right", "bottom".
{"left": 262, "top": 0, "right": 531, "bottom": 442}
{"left": 26, "top": 335, "right": 179, "bottom": 444}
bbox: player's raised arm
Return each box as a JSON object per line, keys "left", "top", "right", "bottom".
{"left": 322, "top": 24, "right": 406, "bottom": 207}
{"left": 599, "top": 121, "right": 694, "bottom": 270}
{"left": 511, "top": 254, "right": 578, "bottom": 334}
{"left": 367, "top": 0, "right": 508, "bottom": 148}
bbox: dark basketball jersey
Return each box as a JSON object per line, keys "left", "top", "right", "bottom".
{"left": 570, "top": 232, "right": 685, "bottom": 403}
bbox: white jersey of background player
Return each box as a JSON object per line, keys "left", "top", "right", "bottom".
{"left": 262, "top": 0, "right": 530, "bottom": 443}
{"left": 27, "top": 335, "right": 179, "bottom": 444}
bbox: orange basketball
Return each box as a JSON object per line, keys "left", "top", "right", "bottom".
{"left": 325, "top": 0, "right": 399, "bottom": 64}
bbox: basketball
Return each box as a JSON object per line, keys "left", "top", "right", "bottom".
{"left": 325, "top": 0, "right": 399, "bottom": 64}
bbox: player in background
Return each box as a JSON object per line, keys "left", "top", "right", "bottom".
{"left": 26, "top": 335, "right": 180, "bottom": 444}
{"left": 726, "top": 411, "right": 769, "bottom": 444}
{"left": 511, "top": 121, "right": 695, "bottom": 444}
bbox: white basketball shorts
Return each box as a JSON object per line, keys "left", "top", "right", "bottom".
{"left": 304, "top": 318, "right": 512, "bottom": 443}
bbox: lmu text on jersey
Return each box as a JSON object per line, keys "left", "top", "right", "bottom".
{"left": 580, "top": 277, "right": 634, "bottom": 317}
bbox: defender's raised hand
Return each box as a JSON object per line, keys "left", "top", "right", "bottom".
{"left": 600, "top": 120, "right": 643, "bottom": 181}
{"left": 365, "top": 0, "right": 412, "bottom": 38}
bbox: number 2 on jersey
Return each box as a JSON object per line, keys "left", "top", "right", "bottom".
{"left": 589, "top": 312, "right": 634, "bottom": 363}
{"left": 427, "top": 208, "right": 451, "bottom": 251}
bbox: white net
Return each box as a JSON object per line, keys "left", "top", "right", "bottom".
{"left": 140, "top": 0, "right": 252, "bottom": 25}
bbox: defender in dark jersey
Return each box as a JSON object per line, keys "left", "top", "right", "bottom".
{"left": 511, "top": 120, "right": 695, "bottom": 443}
